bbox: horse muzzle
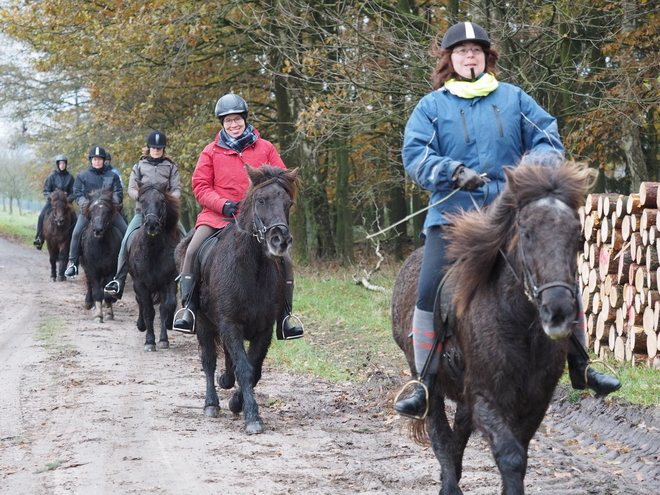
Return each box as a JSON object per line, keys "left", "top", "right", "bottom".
{"left": 539, "top": 286, "right": 576, "bottom": 340}
{"left": 266, "top": 225, "right": 292, "bottom": 257}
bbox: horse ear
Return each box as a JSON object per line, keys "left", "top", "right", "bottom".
{"left": 245, "top": 165, "right": 259, "bottom": 183}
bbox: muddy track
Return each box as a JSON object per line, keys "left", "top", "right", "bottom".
{"left": 1, "top": 236, "right": 658, "bottom": 494}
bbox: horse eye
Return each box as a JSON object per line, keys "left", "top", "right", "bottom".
{"left": 257, "top": 198, "right": 265, "bottom": 205}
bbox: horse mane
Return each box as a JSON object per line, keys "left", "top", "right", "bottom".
{"left": 83, "top": 189, "right": 116, "bottom": 218}
{"left": 444, "top": 160, "right": 597, "bottom": 317}
{"left": 137, "top": 182, "right": 181, "bottom": 239}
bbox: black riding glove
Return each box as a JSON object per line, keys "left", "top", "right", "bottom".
{"left": 222, "top": 200, "right": 239, "bottom": 217}
{"left": 452, "top": 165, "right": 488, "bottom": 191}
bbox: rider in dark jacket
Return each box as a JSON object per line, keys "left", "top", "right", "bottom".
{"left": 33, "top": 155, "right": 75, "bottom": 249}
{"left": 64, "top": 146, "right": 127, "bottom": 278}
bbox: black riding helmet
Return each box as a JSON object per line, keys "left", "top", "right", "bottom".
{"left": 214, "top": 93, "right": 248, "bottom": 123}
{"left": 146, "top": 130, "right": 167, "bottom": 148}
{"left": 88, "top": 146, "right": 107, "bottom": 161}
{"left": 441, "top": 21, "right": 490, "bottom": 50}
{"left": 54, "top": 154, "right": 67, "bottom": 169}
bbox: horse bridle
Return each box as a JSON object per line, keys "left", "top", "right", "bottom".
{"left": 248, "top": 177, "right": 291, "bottom": 244}
{"left": 468, "top": 192, "right": 577, "bottom": 309}
{"left": 139, "top": 186, "right": 165, "bottom": 234}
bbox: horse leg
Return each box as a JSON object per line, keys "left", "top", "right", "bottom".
{"left": 57, "top": 246, "right": 67, "bottom": 281}
{"left": 473, "top": 396, "right": 526, "bottom": 495}
{"left": 218, "top": 342, "right": 235, "bottom": 389}
{"left": 157, "top": 287, "right": 176, "bottom": 349}
{"left": 452, "top": 402, "right": 473, "bottom": 485}
{"left": 85, "top": 276, "right": 94, "bottom": 310}
{"left": 246, "top": 331, "right": 272, "bottom": 387}
{"left": 104, "top": 300, "right": 114, "bottom": 321}
{"left": 198, "top": 318, "right": 221, "bottom": 417}
{"left": 48, "top": 246, "right": 58, "bottom": 282}
{"left": 427, "top": 395, "right": 464, "bottom": 495}
{"left": 140, "top": 293, "right": 157, "bottom": 352}
{"left": 224, "top": 333, "right": 263, "bottom": 434}
{"left": 91, "top": 278, "right": 105, "bottom": 322}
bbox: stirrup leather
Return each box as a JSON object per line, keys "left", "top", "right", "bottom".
{"left": 393, "top": 378, "right": 430, "bottom": 420}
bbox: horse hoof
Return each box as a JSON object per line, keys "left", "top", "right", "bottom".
{"left": 157, "top": 341, "right": 169, "bottom": 350}
{"left": 58, "top": 276, "right": 66, "bottom": 282}
{"left": 85, "top": 302, "right": 94, "bottom": 310}
{"left": 50, "top": 277, "right": 56, "bottom": 282}
{"left": 228, "top": 393, "right": 244, "bottom": 414}
{"left": 106, "top": 314, "right": 114, "bottom": 321}
{"left": 245, "top": 421, "right": 264, "bottom": 435}
{"left": 93, "top": 316, "right": 103, "bottom": 323}
{"left": 218, "top": 372, "right": 235, "bottom": 390}
{"left": 204, "top": 406, "right": 220, "bottom": 418}
{"left": 136, "top": 320, "right": 146, "bottom": 332}
{"left": 144, "top": 344, "right": 157, "bottom": 352}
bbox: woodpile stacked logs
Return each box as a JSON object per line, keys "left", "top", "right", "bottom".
{"left": 579, "top": 182, "right": 660, "bottom": 370}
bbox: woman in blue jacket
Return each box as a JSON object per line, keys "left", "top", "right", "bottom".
{"left": 394, "top": 21, "right": 621, "bottom": 419}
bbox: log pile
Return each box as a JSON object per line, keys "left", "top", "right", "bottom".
{"left": 579, "top": 182, "right": 660, "bottom": 370}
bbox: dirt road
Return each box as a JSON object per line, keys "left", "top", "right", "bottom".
{"left": 1, "top": 236, "right": 659, "bottom": 494}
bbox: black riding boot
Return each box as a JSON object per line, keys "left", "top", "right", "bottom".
{"left": 173, "top": 273, "right": 197, "bottom": 334}
{"left": 394, "top": 374, "right": 436, "bottom": 419}
{"left": 276, "top": 280, "right": 304, "bottom": 340}
{"left": 104, "top": 259, "right": 129, "bottom": 299}
{"left": 567, "top": 335, "right": 621, "bottom": 398}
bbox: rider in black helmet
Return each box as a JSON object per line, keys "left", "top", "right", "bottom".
{"left": 34, "top": 154, "right": 75, "bottom": 250}
{"left": 64, "top": 146, "right": 128, "bottom": 278}
{"left": 103, "top": 130, "right": 186, "bottom": 299}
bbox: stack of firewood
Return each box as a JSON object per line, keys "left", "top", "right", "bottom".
{"left": 579, "top": 182, "right": 660, "bottom": 369}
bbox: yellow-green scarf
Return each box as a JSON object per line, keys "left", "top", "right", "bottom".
{"left": 444, "top": 73, "right": 499, "bottom": 99}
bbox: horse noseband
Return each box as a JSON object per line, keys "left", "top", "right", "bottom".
{"left": 143, "top": 212, "right": 163, "bottom": 235}
{"left": 522, "top": 268, "right": 576, "bottom": 307}
{"left": 251, "top": 207, "right": 288, "bottom": 244}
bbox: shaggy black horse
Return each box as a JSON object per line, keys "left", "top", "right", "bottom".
{"left": 176, "top": 165, "right": 300, "bottom": 435}
{"left": 392, "top": 161, "right": 596, "bottom": 495}
{"left": 128, "top": 183, "right": 183, "bottom": 352}
{"left": 80, "top": 189, "right": 122, "bottom": 323}
{"left": 42, "top": 190, "right": 76, "bottom": 282}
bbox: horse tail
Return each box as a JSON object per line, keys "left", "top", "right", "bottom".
{"left": 408, "top": 418, "right": 430, "bottom": 447}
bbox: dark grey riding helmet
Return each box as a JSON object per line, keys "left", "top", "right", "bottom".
{"left": 88, "top": 146, "right": 107, "bottom": 161}
{"left": 441, "top": 21, "right": 490, "bottom": 50}
{"left": 214, "top": 93, "right": 248, "bottom": 122}
{"left": 54, "top": 154, "right": 68, "bottom": 168}
{"left": 146, "top": 130, "right": 167, "bottom": 148}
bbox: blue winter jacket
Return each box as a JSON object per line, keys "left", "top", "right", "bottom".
{"left": 402, "top": 81, "right": 564, "bottom": 230}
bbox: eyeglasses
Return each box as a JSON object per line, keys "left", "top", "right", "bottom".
{"left": 224, "top": 117, "right": 244, "bottom": 126}
{"left": 452, "top": 46, "right": 484, "bottom": 56}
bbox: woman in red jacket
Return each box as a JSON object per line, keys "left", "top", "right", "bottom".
{"left": 173, "top": 93, "right": 304, "bottom": 341}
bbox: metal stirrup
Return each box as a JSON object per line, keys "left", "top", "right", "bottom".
{"left": 173, "top": 307, "right": 195, "bottom": 334}
{"left": 393, "top": 379, "right": 430, "bottom": 420}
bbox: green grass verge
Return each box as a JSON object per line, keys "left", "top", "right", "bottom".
{"left": 0, "top": 208, "right": 39, "bottom": 245}
{"left": 266, "top": 264, "right": 409, "bottom": 383}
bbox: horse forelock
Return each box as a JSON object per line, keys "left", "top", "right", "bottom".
{"left": 139, "top": 184, "right": 180, "bottom": 235}
{"left": 83, "top": 189, "right": 115, "bottom": 218}
{"left": 446, "top": 160, "right": 594, "bottom": 317}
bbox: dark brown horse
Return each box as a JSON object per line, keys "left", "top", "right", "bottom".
{"left": 80, "top": 189, "right": 122, "bottom": 323}
{"left": 42, "top": 190, "right": 76, "bottom": 282}
{"left": 176, "top": 165, "right": 300, "bottom": 435}
{"left": 392, "top": 161, "right": 596, "bottom": 495}
{"left": 128, "top": 183, "right": 183, "bottom": 352}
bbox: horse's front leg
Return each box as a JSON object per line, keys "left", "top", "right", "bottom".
{"left": 218, "top": 342, "right": 235, "bottom": 389}
{"left": 198, "top": 316, "right": 220, "bottom": 417}
{"left": 48, "top": 247, "right": 58, "bottom": 282}
{"left": 157, "top": 286, "right": 176, "bottom": 349}
{"left": 225, "top": 331, "right": 262, "bottom": 434}
{"left": 57, "top": 247, "right": 67, "bottom": 281}
{"left": 138, "top": 291, "right": 157, "bottom": 352}
{"left": 427, "top": 395, "right": 463, "bottom": 495}
{"left": 452, "top": 402, "right": 473, "bottom": 485}
{"left": 473, "top": 395, "right": 527, "bottom": 495}
{"left": 246, "top": 330, "right": 272, "bottom": 387}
